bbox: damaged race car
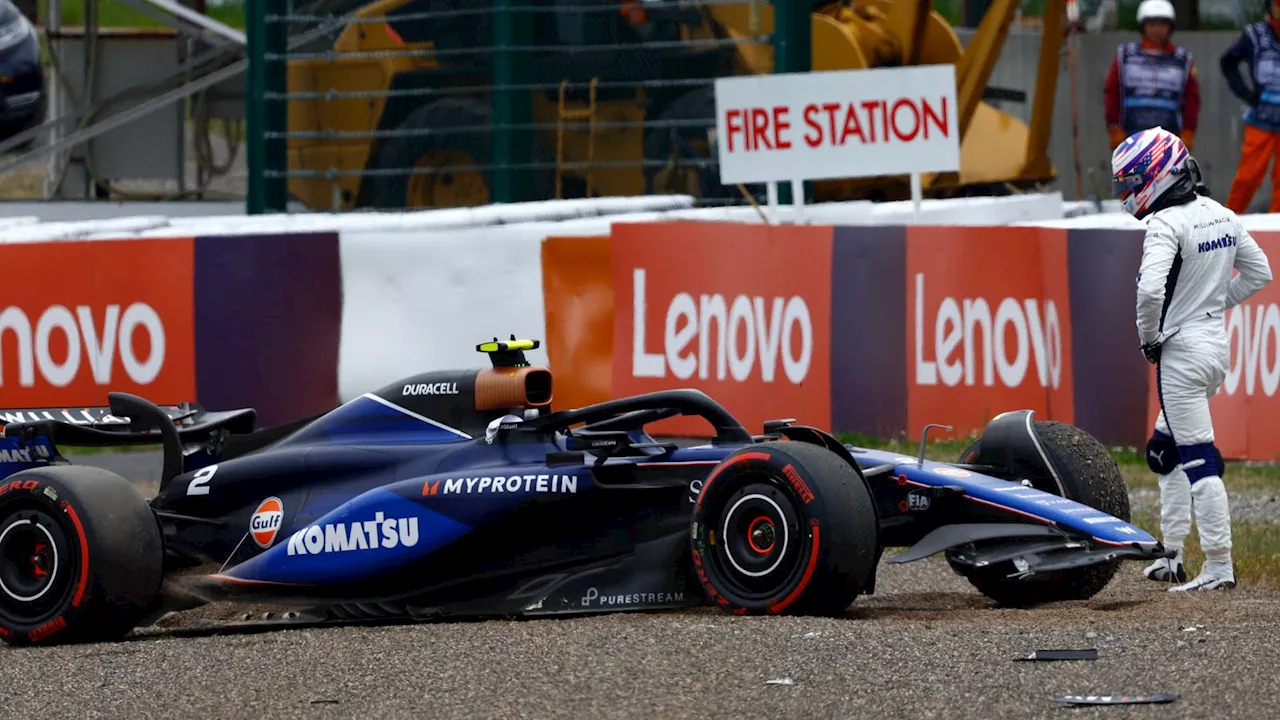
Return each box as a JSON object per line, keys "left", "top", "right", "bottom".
{"left": 0, "top": 338, "right": 1170, "bottom": 646}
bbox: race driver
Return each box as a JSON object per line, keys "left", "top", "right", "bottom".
{"left": 1112, "top": 127, "right": 1273, "bottom": 592}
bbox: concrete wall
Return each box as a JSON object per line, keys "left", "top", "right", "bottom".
{"left": 960, "top": 29, "right": 1274, "bottom": 212}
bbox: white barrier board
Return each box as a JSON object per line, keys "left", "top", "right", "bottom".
{"left": 336, "top": 220, "right": 627, "bottom": 402}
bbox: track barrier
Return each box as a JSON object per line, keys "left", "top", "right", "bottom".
{"left": 3, "top": 212, "right": 1280, "bottom": 460}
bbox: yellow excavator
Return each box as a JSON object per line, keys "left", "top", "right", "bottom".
{"left": 284, "top": 0, "right": 1064, "bottom": 210}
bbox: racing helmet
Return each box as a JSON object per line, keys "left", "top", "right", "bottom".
{"left": 1111, "top": 127, "right": 1191, "bottom": 218}
{"left": 1136, "top": 0, "right": 1176, "bottom": 26}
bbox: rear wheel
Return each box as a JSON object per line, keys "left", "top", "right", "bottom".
{"left": 0, "top": 467, "right": 164, "bottom": 646}
{"left": 691, "top": 441, "right": 880, "bottom": 616}
{"left": 949, "top": 421, "right": 1129, "bottom": 607}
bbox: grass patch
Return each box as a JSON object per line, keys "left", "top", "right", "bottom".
{"left": 839, "top": 431, "right": 976, "bottom": 461}
{"left": 1129, "top": 508, "right": 1280, "bottom": 589}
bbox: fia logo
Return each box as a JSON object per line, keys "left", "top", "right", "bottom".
{"left": 907, "top": 490, "right": 931, "bottom": 512}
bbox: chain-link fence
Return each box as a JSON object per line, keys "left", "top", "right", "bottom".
{"left": 247, "top": 0, "right": 819, "bottom": 214}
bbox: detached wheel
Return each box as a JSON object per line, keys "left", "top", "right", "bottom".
{"left": 950, "top": 421, "right": 1129, "bottom": 607}
{"left": 691, "top": 441, "right": 880, "bottom": 616}
{"left": 0, "top": 467, "right": 164, "bottom": 646}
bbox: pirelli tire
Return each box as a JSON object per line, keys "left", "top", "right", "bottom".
{"left": 690, "top": 441, "right": 880, "bottom": 616}
{"left": 0, "top": 467, "right": 164, "bottom": 646}
{"left": 951, "top": 421, "right": 1131, "bottom": 607}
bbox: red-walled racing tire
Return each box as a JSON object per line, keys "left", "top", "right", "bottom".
{"left": 0, "top": 467, "right": 164, "bottom": 646}
{"left": 690, "top": 441, "right": 880, "bottom": 616}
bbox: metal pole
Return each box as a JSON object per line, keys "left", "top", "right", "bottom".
{"left": 265, "top": 0, "right": 288, "bottom": 212}
{"left": 772, "top": 0, "right": 811, "bottom": 206}
{"left": 790, "top": 178, "right": 805, "bottom": 222}
{"left": 246, "top": 0, "right": 265, "bottom": 214}
{"left": 1067, "top": 1, "right": 1083, "bottom": 202}
{"left": 0, "top": 61, "right": 247, "bottom": 177}
{"left": 0, "top": 7, "right": 348, "bottom": 180}
{"left": 118, "top": 0, "right": 247, "bottom": 46}
{"left": 43, "top": 0, "right": 62, "bottom": 199}
{"left": 83, "top": 0, "right": 97, "bottom": 198}
{"left": 492, "top": 0, "right": 532, "bottom": 203}
{"left": 0, "top": 32, "right": 243, "bottom": 157}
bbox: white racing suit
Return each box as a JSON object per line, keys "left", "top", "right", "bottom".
{"left": 1136, "top": 194, "right": 1272, "bottom": 591}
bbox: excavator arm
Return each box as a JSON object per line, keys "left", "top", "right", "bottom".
{"left": 884, "top": 0, "right": 1063, "bottom": 184}
{"left": 953, "top": 0, "right": 1063, "bottom": 179}
{"left": 1024, "top": 0, "right": 1065, "bottom": 180}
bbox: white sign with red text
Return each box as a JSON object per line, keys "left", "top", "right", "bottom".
{"left": 713, "top": 65, "right": 960, "bottom": 185}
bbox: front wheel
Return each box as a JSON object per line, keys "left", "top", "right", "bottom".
{"left": 0, "top": 467, "right": 164, "bottom": 646}
{"left": 949, "top": 420, "right": 1129, "bottom": 607}
{"left": 691, "top": 441, "right": 880, "bottom": 616}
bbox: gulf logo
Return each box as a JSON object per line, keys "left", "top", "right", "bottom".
{"left": 250, "top": 497, "right": 284, "bottom": 548}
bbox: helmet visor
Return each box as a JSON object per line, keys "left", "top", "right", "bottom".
{"left": 1112, "top": 171, "right": 1145, "bottom": 199}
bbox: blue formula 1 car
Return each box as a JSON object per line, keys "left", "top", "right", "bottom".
{"left": 0, "top": 338, "right": 1171, "bottom": 646}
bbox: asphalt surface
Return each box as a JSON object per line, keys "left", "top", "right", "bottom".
{"left": 3, "top": 452, "right": 1275, "bottom": 719}
{"left": 3, "top": 558, "right": 1279, "bottom": 719}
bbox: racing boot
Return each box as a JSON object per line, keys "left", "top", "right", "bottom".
{"left": 1144, "top": 550, "right": 1186, "bottom": 583}
{"left": 1144, "top": 469, "right": 1190, "bottom": 583}
{"left": 1171, "top": 476, "right": 1237, "bottom": 592}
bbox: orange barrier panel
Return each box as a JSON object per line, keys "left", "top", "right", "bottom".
{"left": 541, "top": 235, "right": 614, "bottom": 411}
{"left": 610, "top": 221, "right": 833, "bottom": 437}
{"left": 0, "top": 238, "right": 196, "bottom": 407}
{"left": 1146, "top": 230, "right": 1280, "bottom": 461}
{"left": 906, "top": 226, "right": 1075, "bottom": 440}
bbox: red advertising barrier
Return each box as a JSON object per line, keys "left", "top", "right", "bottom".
{"left": 1145, "top": 230, "right": 1280, "bottom": 461}
{"left": 539, "top": 221, "right": 1278, "bottom": 460}
{"left": 906, "top": 226, "right": 1074, "bottom": 440}
{"left": 610, "top": 221, "right": 833, "bottom": 436}
{"left": 0, "top": 238, "right": 197, "bottom": 408}
{"left": 541, "top": 235, "right": 614, "bottom": 412}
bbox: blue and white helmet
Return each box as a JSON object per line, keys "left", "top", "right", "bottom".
{"left": 1111, "top": 127, "right": 1190, "bottom": 218}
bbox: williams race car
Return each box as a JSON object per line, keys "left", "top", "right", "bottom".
{"left": 0, "top": 338, "right": 1170, "bottom": 646}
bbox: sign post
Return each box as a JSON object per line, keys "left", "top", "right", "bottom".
{"left": 713, "top": 65, "right": 961, "bottom": 222}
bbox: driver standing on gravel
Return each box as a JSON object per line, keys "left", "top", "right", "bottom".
{"left": 1113, "top": 127, "right": 1273, "bottom": 592}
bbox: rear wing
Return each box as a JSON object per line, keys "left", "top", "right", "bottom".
{"left": 1, "top": 393, "right": 328, "bottom": 491}
{"left": 0, "top": 395, "right": 258, "bottom": 489}
{"left": 0, "top": 402, "right": 258, "bottom": 446}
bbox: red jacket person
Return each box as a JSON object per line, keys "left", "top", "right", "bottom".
{"left": 1104, "top": 0, "right": 1200, "bottom": 151}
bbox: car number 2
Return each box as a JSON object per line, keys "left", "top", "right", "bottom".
{"left": 187, "top": 465, "right": 219, "bottom": 496}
